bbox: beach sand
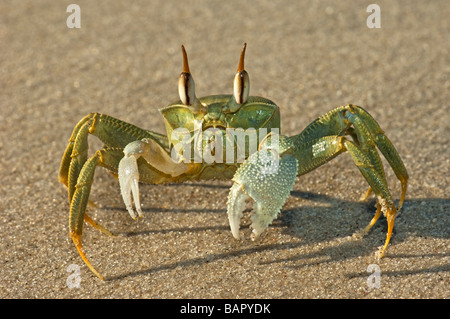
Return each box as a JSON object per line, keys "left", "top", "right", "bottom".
{"left": 0, "top": 0, "right": 448, "bottom": 298}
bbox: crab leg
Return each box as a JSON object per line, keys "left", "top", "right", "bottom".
{"left": 69, "top": 150, "right": 108, "bottom": 280}
{"left": 292, "top": 134, "right": 397, "bottom": 257}
{"left": 69, "top": 147, "right": 135, "bottom": 280}
{"left": 59, "top": 113, "right": 171, "bottom": 206}
{"left": 68, "top": 143, "right": 185, "bottom": 280}
{"left": 289, "top": 104, "right": 408, "bottom": 257}
{"left": 59, "top": 113, "right": 170, "bottom": 199}
{"left": 59, "top": 113, "right": 173, "bottom": 279}
{"left": 346, "top": 106, "right": 409, "bottom": 210}
{"left": 290, "top": 105, "right": 408, "bottom": 201}
{"left": 59, "top": 114, "right": 91, "bottom": 189}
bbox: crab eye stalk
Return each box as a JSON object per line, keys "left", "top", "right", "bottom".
{"left": 178, "top": 45, "right": 202, "bottom": 112}
{"left": 233, "top": 43, "right": 250, "bottom": 105}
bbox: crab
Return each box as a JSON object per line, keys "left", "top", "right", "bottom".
{"left": 59, "top": 44, "right": 408, "bottom": 280}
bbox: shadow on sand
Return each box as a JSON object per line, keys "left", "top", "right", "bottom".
{"left": 101, "top": 183, "right": 449, "bottom": 281}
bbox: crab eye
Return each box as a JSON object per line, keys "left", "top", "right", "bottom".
{"left": 178, "top": 45, "right": 196, "bottom": 106}
{"left": 233, "top": 43, "right": 250, "bottom": 105}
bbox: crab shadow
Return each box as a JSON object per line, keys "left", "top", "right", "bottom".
{"left": 104, "top": 184, "right": 449, "bottom": 281}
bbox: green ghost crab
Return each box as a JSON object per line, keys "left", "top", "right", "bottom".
{"left": 59, "top": 44, "right": 408, "bottom": 280}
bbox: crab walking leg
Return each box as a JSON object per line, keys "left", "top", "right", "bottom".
{"left": 288, "top": 104, "right": 408, "bottom": 256}
{"left": 69, "top": 150, "right": 114, "bottom": 280}
{"left": 359, "top": 186, "right": 374, "bottom": 202}
{"left": 290, "top": 105, "right": 408, "bottom": 210}
{"left": 59, "top": 113, "right": 175, "bottom": 280}
{"left": 291, "top": 132, "right": 392, "bottom": 202}
{"left": 59, "top": 113, "right": 173, "bottom": 220}
{"left": 118, "top": 138, "right": 195, "bottom": 219}
{"left": 66, "top": 118, "right": 91, "bottom": 202}
{"left": 297, "top": 135, "right": 397, "bottom": 257}
{"left": 227, "top": 143, "right": 298, "bottom": 240}
{"left": 292, "top": 132, "right": 395, "bottom": 205}
{"left": 59, "top": 113, "right": 170, "bottom": 201}
{"left": 353, "top": 202, "right": 382, "bottom": 239}
{"left": 69, "top": 147, "right": 136, "bottom": 279}
{"left": 59, "top": 114, "right": 92, "bottom": 188}
{"left": 346, "top": 105, "right": 409, "bottom": 210}
{"left": 69, "top": 143, "right": 189, "bottom": 280}
{"left": 60, "top": 113, "right": 173, "bottom": 216}
{"left": 343, "top": 138, "right": 398, "bottom": 257}
{"left": 290, "top": 134, "right": 397, "bottom": 257}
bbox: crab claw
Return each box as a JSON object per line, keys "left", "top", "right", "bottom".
{"left": 227, "top": 139, "right": 298, "bottom": 240}
{"left": 118, "top": 142, "right": 145, "bottom": 220}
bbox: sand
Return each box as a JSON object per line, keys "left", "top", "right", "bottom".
{"left": 0, "top": 0, "right": 448, "bottom": 299}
